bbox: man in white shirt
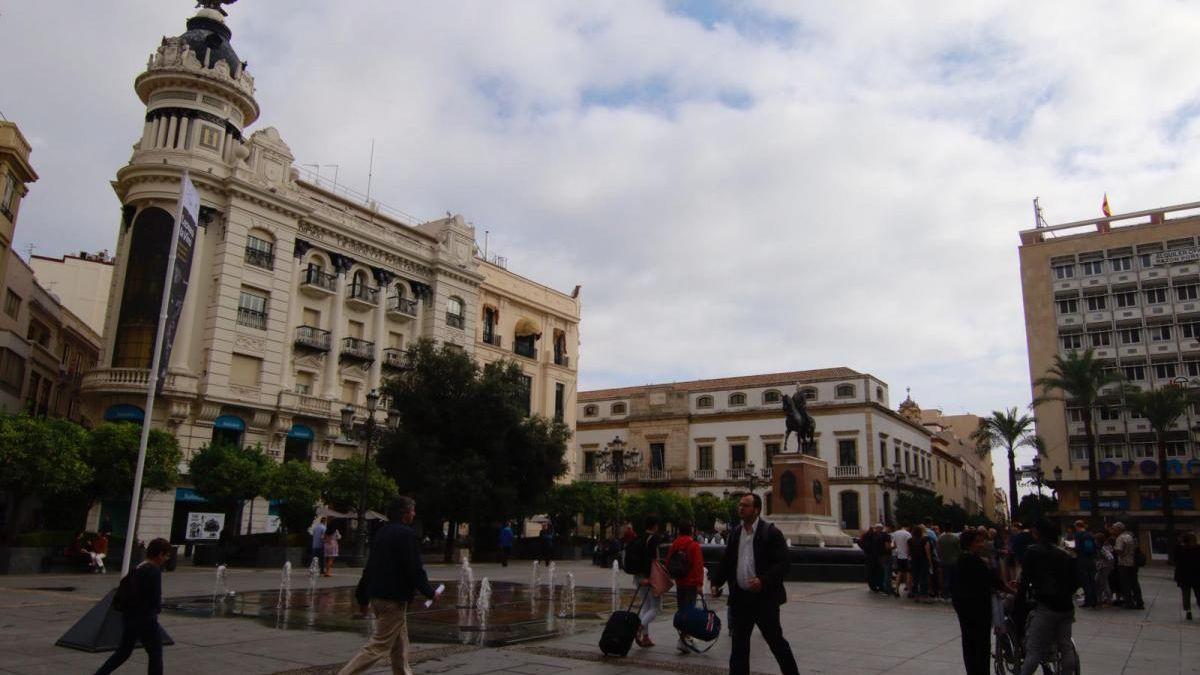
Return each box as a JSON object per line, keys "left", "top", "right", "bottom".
{"left": 710, "top": 494, "right": 799, "bottom": 675}
{"left": 891, "top": 524, "right": 913, "bottom": 597}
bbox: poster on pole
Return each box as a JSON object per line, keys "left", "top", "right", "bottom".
{"left": 156, "top": 173, "right": 200, "bottom": 395}
{"left": 185, "top": 512, "right": 226, "bottom": 541}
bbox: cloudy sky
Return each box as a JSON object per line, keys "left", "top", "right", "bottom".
{"left": 5, "top": 1, "right": 1200, "bottom": 486}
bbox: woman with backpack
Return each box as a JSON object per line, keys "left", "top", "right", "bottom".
{"left": 666, "top": 520, "right": 705, "bottom": 654}
{"left": 626, "top": 516, "right": 662, "bottom": 647}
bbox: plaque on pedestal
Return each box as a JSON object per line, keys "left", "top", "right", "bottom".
{"left": 768, "top": 453, "right": 853, "bottom": 548}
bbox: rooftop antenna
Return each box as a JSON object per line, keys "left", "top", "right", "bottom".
{"left": 1032, "top": 197, "right": 1048, "bottom": 229}
{"left": 484, "top": 230, "right": 489, "bottom": 261}
{"left": 365, "top": 139, "right": 375, "bottom": 206}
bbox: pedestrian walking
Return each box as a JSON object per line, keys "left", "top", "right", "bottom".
{"left": 93, "top": 538, "right": 173, "bottom": 675}
{"left": 1173, "top": 531, "right": 1200, "bottom": 621}
{"left": 1112, "top": 522, "right": 1144, "bottom": 610}
{"left": 891, "top": 523, "right": 912, "bottom": 596}
{"left": 498, "top": 521, "right": 515, "bottom": 567}
{"left": 323, "top": 526, "right": 341, "bottom": 577}
{"left": 666, "top": 519, "right": 705, "bottom": 653}
{"left": 938, "top": 526, "right": 961, "bottom": 601}
{"left": 860, "top": 525, "right": 881, "bottom": 592}
{"left": 1016, "top": 519, "right": 1079, "bottom": 675}
{"left": 910, "top": 524, "right": 933, "bottom": 602}
{"left": 1073, "top": 520, "right": 1098, "bottom": 608}
{"left": 339, "top": 497, "right": 439, "bottom": 675}
{"left": 90, "top": 531, "right": 110, "bottom": 573}
{"left": 1095, "top": 531, "right": 1115, "bottom": 605}
{"left": 879, "top": 525, "right": 895, "bottom": 594}
{"left": 311, "top": 516, "right": 327, "bottom": 572}
{"left": 539, "top": 522, "right": 554, "bottom": 565}
{"left": 710, "top": 494, "right": 800, "bottom": 675}
{"left": 624, "top": 515, "right": 662, "bottom": 647}
{"left": 952, "top": 529, "right": 1011, "bottom": 675}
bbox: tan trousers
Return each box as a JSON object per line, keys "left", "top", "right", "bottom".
{"left": 338, "top": 599, "right": 413, "bottom": 675}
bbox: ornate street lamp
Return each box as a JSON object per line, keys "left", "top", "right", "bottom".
{"left": 593, "top": 436, "right": 641, "bottom": 537}
{"left": 880, "top": 458, "right": 906, "bottom": 527}
{"left": 340, "top": 389, "right": 401, "bottom": 563}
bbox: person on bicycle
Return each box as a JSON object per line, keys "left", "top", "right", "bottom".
{"left": 952, "top": 529, "right": 1013, "bottom": 674}
{"left": 1017, "top": 518, "right": 1079, "bottom": 675}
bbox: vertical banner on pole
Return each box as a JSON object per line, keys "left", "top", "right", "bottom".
{"left": 156, "top": 175, "right": 199, "bottom": 395}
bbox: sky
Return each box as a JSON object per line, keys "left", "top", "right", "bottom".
{"left": 5, "top": 1, "right": 1200, "bottom": 491}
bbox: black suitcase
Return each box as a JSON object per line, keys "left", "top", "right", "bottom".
{"left": 599, "top": 589, "right": 645, "bottom": 657}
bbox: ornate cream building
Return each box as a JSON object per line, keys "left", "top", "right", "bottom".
{"left": 80, "top": 5, "right": 580, "bottom": 541}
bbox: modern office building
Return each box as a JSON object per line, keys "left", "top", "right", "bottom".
{"left": 1019, "top": 200, "right": 1200, "bottom": 557}
{"left": 80, "top": 4, "right": 579, "bottom": 542}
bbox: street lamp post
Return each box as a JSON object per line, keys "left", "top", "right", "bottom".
{"left": 880, "top": 458, "right": 906, "bottom": 527}
{"left": 340, "top": 389, "right": 401, "bottom": 564}
{"left": 594, "top": 436, "right": 641, "bottom": 538}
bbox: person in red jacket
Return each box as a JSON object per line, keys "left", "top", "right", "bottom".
{"left": 667, "top": 520, "right": 706, "bottom": 653}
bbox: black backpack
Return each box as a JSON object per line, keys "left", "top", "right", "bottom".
{"left": 112, "top": 565, "right": 142, "bottom": 613}
{"left": 1034, "top": 545, "right": 1078, "bottom": 601}
{"left": 667, "top": 547, "right": 690, "bottom": 579}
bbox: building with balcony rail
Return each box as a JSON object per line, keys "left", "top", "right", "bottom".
{"left": 1019, "top": 199, "right": 1200, "bottom": 557}
{"left": 575, "top": 368, "right": 936, "bottom": 534}
{"left": 79, "top": 4, "right": 581, "bottom": 543}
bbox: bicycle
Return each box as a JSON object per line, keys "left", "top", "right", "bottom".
{"left": 993, "top": 596, "right": 1080, "bottom": 675}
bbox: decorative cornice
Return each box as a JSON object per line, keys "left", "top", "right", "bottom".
{"left": 298, "top": 220, "right": 431, "bottom": 277}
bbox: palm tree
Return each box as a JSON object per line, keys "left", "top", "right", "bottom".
{"left": 1124, "top": 382, "right": 1199, "bottom": 547}
{"left": 1032, "top": 349, "right": 1123, "bottom": 527}
{"left": 972, "top": 407, "right": 1036, "bottom": 522}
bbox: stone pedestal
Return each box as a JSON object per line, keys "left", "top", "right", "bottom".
{"left": 769, "top": 453, "right": 853, "bottom": 548}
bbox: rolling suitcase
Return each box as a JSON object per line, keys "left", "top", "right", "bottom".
{"left": 599, "top": 587, "right": 646, "bottom": 657}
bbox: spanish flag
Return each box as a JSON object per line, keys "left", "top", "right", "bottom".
{"left": 1102, "top": 193, "right": 1112, "bottom": 217}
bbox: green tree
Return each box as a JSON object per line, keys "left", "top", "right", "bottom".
{"left": 0, "top": 415, "right": 91, "bottom": 535}
{"left": 322, "top": 455, "right": 398, "bottom": 514}
{"left": 620, "top": 489, "right": 693, "bottom": 530}
{"left": 188, "top": 441, "right": 273, "bottom": 538}
{"left": 1123, "top": 383, "right": 1199, "bottom": 545}
{"left": 378, "top": 339, "right": 570, "bottom": 560}
{"left": 691, "top": 493, "right": 737, "bottom": 532}
{"left": 82, "top": 422, "right": 181, "bottom": 526}
{"left": 1033, "top": 349, "right": 1123, "bottom": 526}
{"left": 1014, "top": 493, "right": 1058, "bottom": 525}
{"left": 266, "top": 460, "right": 328, "bottom": 535}
{"left": 972, "top": 407, "right": 1036, "bottom": 523}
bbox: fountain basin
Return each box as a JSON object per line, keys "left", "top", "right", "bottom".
{"left": 698, "top": 543, "right": 865, "bottom": 582}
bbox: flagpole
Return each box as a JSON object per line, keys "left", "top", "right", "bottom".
{"left": 119, "top": 171, "right": 189, "bottom": 576}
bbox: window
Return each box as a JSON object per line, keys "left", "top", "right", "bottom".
{"left": 583, "top": 404, "right": 598, "bottom": 417}
{"left": 1186, "top": 360, "right": 1200, "bottom": 377}
{"left": 650, "top": 443, "right": 666, "bottom": 471}
{"left": 1144, "top": 287, "right": 1168, "bottom": 305}
{"left": 1085, "top": 295, "right": 1107, "bottom": 311}
{"left": 237, "top": 289, "right": 269, "bottom": 329}
{"left": 0, "top": 173, "right": 17, "bottom": 218}
{"left": 554, "top": 382, "right": 564, "bottom": 423}
{"left": 244, "top": 234, "right": 274, "bottom": 269}
{"left": 1154, "top": 363, "right": 1178, "bottom": 380}
{"left": 1123, "top": 365, "right": 1146, "bottom": 381}
{"left": 229, "top": 353, "right": 262, "bottom": 388}
{"left": 341, "top": 380, "right": 360, "bottom": 406}
{"left": 1150, "top": 325, "right": 1172, "bottom": 342}
{"left": 27, "top": 319, "right": 51, "bottom": 348}
{"left": 1060, "top": 334, "right": 1083, "bottom": 350}
{"left": 1166, "top": 441, "right": 1189, "bottom": 458}
{"left": 482, "top": 307, "right": 498, "bottom": 345}
{"left": 1089, "top": 331, "right": 1111, "bottom": 347}
{"left": 1114, "top": 291, "right": 1138, "bottom": 308}
{"left": 3, "top": 290, "right": 19, "bottom": 319}
{"left": 729, "top": 392, "right": 747, "bottom": 406}
{"left": 1110, "top": 256, "right": 1132, "bottom": 272}
{"left": 875, "top": 386, "right": 883, "bottom": 401}
{"left": 0, "top": 348, "right": 24, "bottom": 395}
{"left": 1057, "top": 299, "right": 1078, "bottom": 314}
{"left": 446, "top": 296, "right": 465, "bottom": 329}
{"left": 837, "top": 439, "right": 858, "bottom": 466}
{"left": 584, "top": 451, "right": 597, "bottom": 474}
{"left": 294, "top": 371, "right": 314, "bottom": 395}
{"left": 697, "top": 445, "right": 714, "bottom": 471}
{"left": 1070, "top": 445, "right": 1088, "bottom": 462}
{"left": 763, "top": 390, "right": 781, "bottom": 404}
{"left": 879, "top": 438, "right": 888, "bottom": 467}
{"left": 1097, "top": 407, "right": 1120, "bottom": 421}
{"left": 1132, "top": 443, "right": 1154, "bottom": 459}
{"left": 1053, "top": 264, "right": 1075, "bottom": 279}
{"left": 519, "top": 375, "right": 532, "bottom": 414}
{"left": 1066, "top": 408, "right": 1083, "bottom": 422}
{"left": 1081, "top": 260, "right": 1105, "bottom": 276}
{"left": 346, "top": 319, "right": 364, "bottom": 339}
{"left": 835, "top": 383, "right": 855, "bottom": 398}
{"left": 198, "top": 125, "right": 221, "bottom": 150}
{"left": 800, "top": 387, "right": 817, "bottom": 401}
{"left": 1183, "top": 323, "right": 1200, "bottom": 340}
{"left": 730, "top": 443, "right": 746, "bottom": 469}
{"left": 696, "top": 395, "right": 714, "bottom": 409}
{"left": 764, "top": 442, "right": 781, "bottom": 463}
{"left": 611, "top": 402, "right": 627, "bottom": 415}
{"left": 1118, "top": 328, "right": 1141, "bottom": 344}
{"left": 1177, "top": 285, "right": 1199, "bottom": 301}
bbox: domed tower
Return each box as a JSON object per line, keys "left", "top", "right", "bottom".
{"left": 897, "top": 387, "right": 922, "bottom": 424}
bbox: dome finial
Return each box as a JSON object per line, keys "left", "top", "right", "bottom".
{"left": 195, "top": 0, "right": 237, "bottom": 17}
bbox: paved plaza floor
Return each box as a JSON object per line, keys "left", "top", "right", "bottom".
{"left": 0, "top": 560, "right": 1196, "bottom": 674}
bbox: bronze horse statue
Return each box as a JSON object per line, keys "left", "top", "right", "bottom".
{"left": 782, "top": 392, "right": 816, "bottom": 455}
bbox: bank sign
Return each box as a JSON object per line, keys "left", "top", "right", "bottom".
{"left": 1100, "top": 458, "right": 1200, "bottom": 478}
{"left": 1153, "top": 246, "right": 1200, "bottom": 266}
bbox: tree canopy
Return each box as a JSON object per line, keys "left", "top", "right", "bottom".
{"left": 82, "top": 422, "right": 181, "bottom": 508}
{"left": 0, "top": 415, "right": 91, "bottom": 535}
{"left": 972, "top": 407, "right": 1036, "bottom": 522}
{"left": 188, "top": 441, "right": 273, "bottom": 513}
{"left": 266, "top": 459, "right": 328, "bottom": 534}
{"left": 322, "top": 454, "right": 398, "bottom": 514}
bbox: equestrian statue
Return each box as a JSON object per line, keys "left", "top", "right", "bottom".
{"left": 782, "top": 387, "right": 816, "bottom": 455}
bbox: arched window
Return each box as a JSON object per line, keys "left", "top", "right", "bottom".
{"left": 729, "top": 392, "right": 747, "bottom": 406}
{"left": 696, "top": 395, "right": 714, "bottom": 409}
{"left": 835, "top": 384, "right": 855, "bottom": 398}
{"left": 840, "top": 491, "right": 861, "bottom": 531}
{"left": 611, "top": 402, "right": 627, "bottom": 415}
{"left": 244, "top": 230, "right": 275, "bottom": 269}
{"left": 583, "top": 404, "right": 598, "bottom": 417}
{"left": 113, "top": 207, "right": 173, "bottom": 368}
{"left": 762, "top": 390, "right": 781, "bottom": 404}
{"left": 446, "top": 296, "right": 465, "bottom": 329}
{"left": 799, "top": 387, "right": 818, "bottom": 401}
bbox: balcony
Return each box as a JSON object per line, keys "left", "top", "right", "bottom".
{"left": 1109, "top": 271, "right": 1138, "bottom": 288}
{"left": 1119, "top": 344, "right": 1146, "bottom": 358}
{"left": 294, "top": 325, "right": 331, "bottom": 351}
{"left": 1139, "top": 267, "right": 1168, "bottom": 283}
{"left": 513, "top": 343, "right": 537, "bottom": 360}
{"left": 1090, "top": 345, "right": 1117, "bottom": 360}
{"left": 1056, "top": 313, "right": 1082, "bottom": 330}
{"left": 236, "top": 307, "right": 268, "bottom": 330}
{"left": 1052, "top": 278, "right": 1080, "bottom": 294}
{"left": 446, "top": 313, "right": 465, "bottom": 330}
{"left": 692, "top": 469, "right": 717, "bottom": 479}
{"left": 1096, "top": 420, "right": 1123, "bottom": 435}
{"left": 278, "top": 389, "right": 333, "bottom": 417}
{"left": 381, "top": 347, "right": 409, "bottom": 370}
{"left": 481, "top": 332, "right": 502, "bottom": 348}
{"left": 300, "top": 267, "right": 337, "bottom": 297}
{"left": 1144, "top": 303, "right": 1172, "bottom": 321}
{"left": 553, "top": 352, "right": 570, "bottom": 367}
{"left": 340, "top": 337, "right": 375, "bottom": 362}
{"left": 578, "top": 472, "right": 598, "bottom": 482}
{"left": 1084, "top": 310, "right": 1112, "bottom": 327}
{"left": 386, "top": 294, "right": 418, "bottom": 320}
{"left": 834, "top": 465, "right": 862, "bottom": 478}
{"left": 1080, "top": 275, "right": 1107, "bottom": 291}
{"left": 346, "top": 282, "right": 378, "bottom": 310}
{"left": 81, "top": 368, "right": 198, "bottom": 396}
{"left": 760, "top": 467, "right": 773, "bottom": 480}
{"left": 1181, "top": 338, "right": 1200, "bottom": 355}
{"left": 1113, "top": 307, "right": 1143, "bottom": 324}
{"left": 643, "top": 469, "right": 673, "bottom": 481}
{"left": 244, "top": 246, "right": 274, "bottom": 270}
{"left": 1149, "top": 341, "right": 1179, "bottom": 358}
{"left": 1171, "top": 263, "right": 1200, "bottom": 282}
{"left": 1176, "top": 300, "right": 1200, "bottom": 318}
{"left": 726, "top": 468, "right": 754, "bottom": 480}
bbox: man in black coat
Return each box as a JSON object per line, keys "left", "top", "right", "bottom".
{"left": 340, "top": 496, "right": 439, "bottom": 675}
{"left": 94, "top": 537, "right": 173, "bottom": 675}
{"left": 710, "top": 494, "right": 799, "bottom": 675}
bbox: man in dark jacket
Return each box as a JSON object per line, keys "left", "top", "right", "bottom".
{"left": 1016, "top": 519, "right": 1079, "bottom": 675}
{"left": 710, "top": 494, "right": 799, "bottom": 675}
{"left": 94, "top": 538, "right": 173, "bottom": 675}
{"left": 340, "top": 497, "right": 438, "bottom": 675}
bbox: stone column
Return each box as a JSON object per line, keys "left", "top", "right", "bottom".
{"left": 166, "top": 116, "right": 178, "bottom": 149}
{"left": 168, "top": 213, "right": 210, "bottom": 373}
{"left": 322, "top": 254, "right": 351, "bottom": 399}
